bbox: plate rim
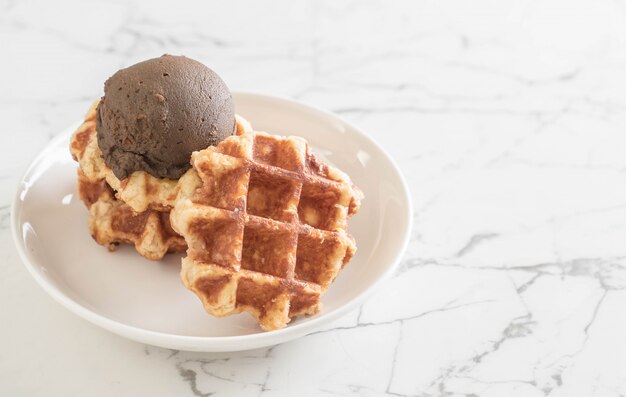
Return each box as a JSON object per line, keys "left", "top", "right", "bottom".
{"left": 11, "top": 91, "right": 413, "bottom": 351}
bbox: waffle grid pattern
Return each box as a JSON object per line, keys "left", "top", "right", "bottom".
{"left": 172, "top": 131, "right": 362, "bottom": 330}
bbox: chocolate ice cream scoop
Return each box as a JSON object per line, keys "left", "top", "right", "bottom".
{"left": 96, "top": 54, "right": 235, "bottom": 180}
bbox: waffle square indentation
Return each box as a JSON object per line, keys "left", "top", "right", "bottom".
{"left": 247, "top": 170, "right": 301, "bottom": 222}
{"left": 252, "top": 135, "right": 304, "bottom": 172}
{"left": 297, "top": 182, "right": 346, "bottom": 231}
{"left": 192, "top": 151, "right": 250, "bottom": 211}
{"left": 295, "top": 229, "right": 345, "bottom": 286}
{"left": 188, "top": 214, "right": 243, "bottom": 267}
{"left": 241, "top": 219, "right": 297, "bottom": 278}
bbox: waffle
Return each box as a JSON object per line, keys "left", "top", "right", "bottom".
{"left": 88, "top": 187, "right": 187, "bottom": 260}
{"left": 171, "top": 131, "right": 363, "bottom": 330}
{"left": 70, "top": 101, "right": 252, "bottom": 260}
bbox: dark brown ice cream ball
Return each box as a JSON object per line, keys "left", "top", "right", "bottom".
{"left": 96, "top": 54, "right": 235, "bottom": 180}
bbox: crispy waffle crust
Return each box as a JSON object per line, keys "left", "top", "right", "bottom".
{"left": 69, "top": 101, "right": 251, "bottom": 260}
{"left": 171, "top": 130, "right": 363, "bottom": 330}
{"left": 88, "top": 186, "right": 187, "bottom": 260}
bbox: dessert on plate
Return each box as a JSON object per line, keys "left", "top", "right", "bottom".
{"left": 69, "top": 54, "right": 363, "bottom": 330}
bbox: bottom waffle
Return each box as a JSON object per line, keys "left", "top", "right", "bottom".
{"left": 78, "top": 169, "right": 186, "bottom": 260}
{"left": 88, "top": 189, "right": 186, "bottom": 260}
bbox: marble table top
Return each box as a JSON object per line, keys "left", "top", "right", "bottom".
{"left": 2, "top": 0, "right": 626, "bottom": 396}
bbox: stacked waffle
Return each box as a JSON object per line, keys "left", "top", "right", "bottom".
{"left": 70, "top": 102, "right": 251, "bottom": 260}
{"left": 70, "top": 102, "right": 362, "bottom": 330}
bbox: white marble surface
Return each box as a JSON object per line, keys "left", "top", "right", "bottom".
{"left": 2, "top": 0, "right": 626, "bottom": 395}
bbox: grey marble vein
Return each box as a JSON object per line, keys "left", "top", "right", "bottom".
{"left": 0, "top": 205, "right": 10, "bottom": 230}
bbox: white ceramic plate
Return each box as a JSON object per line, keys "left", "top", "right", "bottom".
{"left": 12, "top": 92, "right": 412, "bottom": 352}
